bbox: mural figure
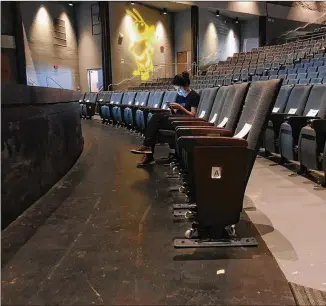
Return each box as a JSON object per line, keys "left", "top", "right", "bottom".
{"left": 126, "top": 8, "right": 155, "bottom": 81}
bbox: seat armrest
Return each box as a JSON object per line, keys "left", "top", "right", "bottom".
{"left": 169, "top": 116, "right": 206, "bottom": 122}
{"left": 148, "top": 108, "right": 170, "bottom": 113}
{"left": 176, "top": 127, "right": 232, "bottom": 137}
{"left": 172, "top": 121, "right": 213, "bottom": 128}
{"left": 178, "top": 136, "right": 247, "bottom": 151}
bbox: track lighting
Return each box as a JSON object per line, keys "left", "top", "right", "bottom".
{"left": 68, "top": 2, "right": 73, "bottom": 6}
{"left": 235, "top": 17, "right": 239, "bottom": 24}
{"left": 163, "top": 8, "right": 167, "bottom": 15}
{"left": 216, "top": 10, "right": 220, "bottom": 17}
{"left": 130, "top": 1, "right": 135, "bottom": 5}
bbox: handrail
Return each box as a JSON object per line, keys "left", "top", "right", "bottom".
{"left": 46, "top": 77, "right": 63, "bottom": 89}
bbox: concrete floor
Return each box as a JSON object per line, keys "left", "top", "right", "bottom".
{"left": 1, "top": 120, "right": 296, "bottom": 305}
{"left": 246, "top": 156, "right": 326, "bottom": 292}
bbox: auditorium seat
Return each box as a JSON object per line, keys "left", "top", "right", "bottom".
{"left": 296, "top": 85, "right": 326, "bottom": 173}
{"left": 101, "top": 92, "right": 123, "bottom": 123}
{"left": 310, "top": 78, "right": 323, "bottom": 84}
{"left": 158, "top": 87, "right": 219, "bottom": 149}
{"left": 173, "top": 79, "right": 282, "bottom": 242}
{"left": 112, "top": 91, "right": 136, "bottom": 124}
{"left": 124, "top": 91, "right": 150, "bottom": 128}
{"left": 288, "top": 79, "right": 299, "bottom": 85}
{"left": 173, "top": 83, "right": 249, "bottom": 160}
{"left": 97, "top": 91, "right": 111, "bottom": 120}
{"left": 135, "top": 91, "right": 165, "bottom": 131}
{"left": 264, "top": 84, "right": 312, "bottom": 155}
{"left": 146, "top": 90, "right": 178, "bottom": 124}
{"left": 299, "top": 78, "right": 310, "bottom": 85}
{"left": 81, "top": 92, "right": 97, "bottom": 119}
{"left": 279, "top": 84, "right": 325, "bottom": 162}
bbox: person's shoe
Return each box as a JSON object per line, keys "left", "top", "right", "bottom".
{"left": 130, "top": 145, "right": 153, "bottom": 154}
{"left": 137, "top": 155, "right": 155, "bottom": 167}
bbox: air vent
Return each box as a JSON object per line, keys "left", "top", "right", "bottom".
{"left": 53, "top": 18, "right": 67, "bottom": 47}
{"left": 91, "top": 3, "right": 101, "bottom": 35}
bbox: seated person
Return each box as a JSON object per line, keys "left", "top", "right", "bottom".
{"left": 130, "top": 71, "right": 200, "bottom": 167}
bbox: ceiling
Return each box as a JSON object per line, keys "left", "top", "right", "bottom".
{"left": 139, "top": 1, "right": 191, "bottom": 12}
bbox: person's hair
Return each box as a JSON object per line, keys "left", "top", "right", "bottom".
{"left": 172, "top": 71, "right": 190, "bottom": 87}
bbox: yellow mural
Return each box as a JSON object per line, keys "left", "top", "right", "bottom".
{"left": 126, "top": 8, "right": 155, "bottom": 81}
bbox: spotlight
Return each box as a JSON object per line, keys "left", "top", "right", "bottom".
{"left": 130, "top": 1, "right": 135, "bottom": 5}
{"left": 68, "top": 2, "right": 73, "bottom": 6}
{"left": 235, "top": 17, "right": 239, "bottom": 24}
{"left": 216, "top": 10, "right": 220, "bottom": 17}
{"left": 163, "top": 8, "right": 167, "bottom": 15}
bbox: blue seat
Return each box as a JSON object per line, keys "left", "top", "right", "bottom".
{"left": 297, "top": 68, "right": 307, "bottom": 74}
{"left": 252, "top": 76, "right": 260, "bottom": 82}
{"left": 112, "top": 91, "right": 136, "bottom": 123}
{"left": 304, "top": 63, "right": 314, "bottom": 69}
{"left": 308, "top": 72, "right": 319, "bottom": 79}
{"left": 269, "top": 75, "right": 277, "bottom": 80}
{"left": 298, "top": 73, "right": 308, "bottom": 79}
{"left": 287, "top": 74, "right": 297, "bottom": 80}
{"left": 299, "top": 78, "right": 310, "bottom": 85}
{"left": 124, "top": 91, "right": 150, "bottom": 127}
{"left": 260, "top": 76, "right": 269, "bottom": 81}
{"left": 313, "top": 61, "right": 324, "bottom": 67}
{"left": 318, "top": 66, "right": 326, "bottom": 73}
{"left": 287, "top": 68, "right": 297, "bottom": 75}
{"left": 307, "top": 67, "right": 317, "bottom": 73}
{"left": 288, "top": 79, "right": 299, "bottom": 85}
{"left": 268, "top": 70, "right": 278, "bottom": 76}
{"left": 295, "top": 63, "right": 304, "bottom": 69}
{"left": 319, "top": 71, "right": 326, "bottom": 79}
{"left": 310, "top": 78, "right": 323, "bottom": 84}
{"left": 136, "top": 91, "right": 165, "bottom": 130}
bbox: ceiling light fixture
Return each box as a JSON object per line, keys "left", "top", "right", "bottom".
{"left": 163, "top": 8, "right": 167, "bottom": 15}
{"left": 130, "top": 1, "right": 135, "bottom": 5}
{"left": 68, "top": 2, "right": 73, "bottom": 6}
{"left": 235, "top": 17, "right": 239, "bottom": 24}
{"left": 216, "top": 10, "right": 220, "bottom": 17}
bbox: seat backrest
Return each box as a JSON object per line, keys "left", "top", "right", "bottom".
{"left": 302, "top": 84, "right": 326, "bottom": 118}
{"left": 217, "top": 82, "right": 250, "bottom": 131}
{"left": 122, "top": 91, "right": 137, "bottom": 105}
{"left": 161, "top": 91, "right": 178, "bottom": 109}
{"left": 110, "top": 92, "right": 123, "bottom": 104}
{"left": 310, "top": 78, "right": 323, "bottom": 84}
{"left": 134, "top": 91, "right": 150, "bottom": 106}
{"left": 147, "top": 91, "right": 165, "bottom": 108}
{"left": 235, "top": 80, "right": 282, "bottom": 186}
{"left": 272, "top": 84, "right": 294, "bottom": 113}
{"left": 207, "top": 86, "right": 229, "bottom": 124}
{"left": 78, "top": 93, "right": 85, "bottom": 102}
{"left": 84, "top": 92, "right": 97, "bottom": 103}
{"left": 283, "top": 84, "right": 312, "bottom": 115}
{"left": 196, "top": 87, "right": 219, "bottom": 120}
{"left": 97, "top": 91, "right": 111, "bottom": 103}
{"left": 234, "top": 80, "right": 281, "bottom": 146}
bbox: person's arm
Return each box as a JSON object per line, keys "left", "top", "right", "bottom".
{"left": 169, "top": 103, "right": 196, "bottom": 116}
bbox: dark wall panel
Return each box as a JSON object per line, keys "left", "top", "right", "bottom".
{"left": 1, "top": 85, "right": 84, "bottom": 229}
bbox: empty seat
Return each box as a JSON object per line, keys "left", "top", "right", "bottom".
{"left": 308, "top": 72, "right": 319, "bottom": 79}
{"left": 101, "top": 92, "right": 123, "bottom": 122}
{"left": 299, "top": 79, "right": 310, "bottom": 85}
{"left": 297, "top": 68, "right": 307, "bottom": 74}
{"left": 310, "top": 78, "right": 323, "bottom": 84}
{"left": 318, "top": 66, "right": 326, "bottom": 73}
{"left": 288, "top": 79, "right": 299, "bottom": 85}
{"left": 269, "top": 75, "right": 277, "bottom": 80}
{"left": 260, "top": 76, "right": 269, "bottom": 81}
{"left": 287, "top": 74, "right": 297, "bottom": 80}
{"left": 112, "top": 91, "right": 137, "bottom": 123}
{"left": 264, "top": 84, "right": 312, "bottom": 155}
{"left": 135, "top": 91, "right": 165, "bottom": 130}
{"left": 279, "top": 84, "right": 325, "bottom": 162}
{"left": 268, "top": 70, "right": 278, "bottom": 76}
{"left": 287, "top": 68, "right": 297, "bottom": 74}
{"left": 307, "top": 67, "right": 317, "bottom": 73}
{"left": 124, "top": 91, "right": 149, "bottom": 127}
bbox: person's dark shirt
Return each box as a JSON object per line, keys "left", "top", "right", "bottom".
{"left": 175, "top": 90, "right": 200, "bottom": 115}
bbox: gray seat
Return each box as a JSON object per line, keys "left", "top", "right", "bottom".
{"left": 280, "top": 84, "right": 325, "bottom": 162}
{"left": 297, "top": 85, "right": 326, "bottom": 171}
{"left": 196, "top": 87, "right": 220, "bottom": 121}
{"left": 174, "top": 79, "right": 283, "bottom": 242}
{"left": 112, "top": 91, "right": 136, "bottom": 123}
{"left": 265, "top": 84, "right": 312, "bottom": 155}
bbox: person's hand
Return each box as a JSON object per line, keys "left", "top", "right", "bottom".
{"left": 169, "top": 103, "right": 183, "bottom": 110}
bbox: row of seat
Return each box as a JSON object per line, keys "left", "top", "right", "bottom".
{"left": 79, "top": 80, "right": 325, "bottom": 246}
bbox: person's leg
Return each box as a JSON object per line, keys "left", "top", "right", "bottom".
{"left": 131, "top": 113, "right": 172, "bottom": 154}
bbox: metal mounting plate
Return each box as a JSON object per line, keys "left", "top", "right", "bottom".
{"left": 174, "top": 237, "right": 258, "bottom": 248}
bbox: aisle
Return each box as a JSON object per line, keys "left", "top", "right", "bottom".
{"left": 1, "top": 121, "right": 295, "bottom": 305}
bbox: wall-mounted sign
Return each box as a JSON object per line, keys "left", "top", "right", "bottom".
{"left": 160, "top": 45, "right": 164, "bottom": 53}
{"left": 54, "top": 65, "right": 58, "bottom": 70}
{"left": 126, "top": 8, "right": 155, "bottom": 81}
